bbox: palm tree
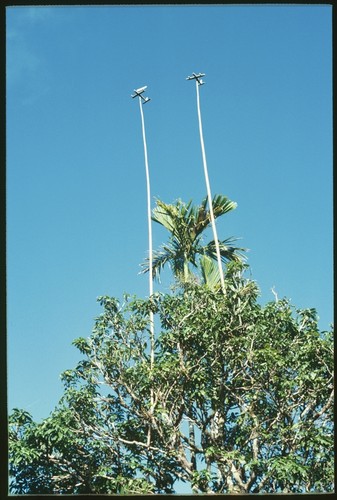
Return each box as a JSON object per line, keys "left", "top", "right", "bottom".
{"left": 141, "top": 194, "right": 245, "bottom": 284}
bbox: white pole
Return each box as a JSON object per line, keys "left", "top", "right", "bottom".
{"left": 138, "top": 97, "right": 155, "bottom": 368}
{"left": 138, "top": 95, "right": 155, "bottom": 446}
{"left": 195, "top": 80, "right": 226, "bottom": 294}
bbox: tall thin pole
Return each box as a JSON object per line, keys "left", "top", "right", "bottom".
{"left": 132, "top": 87, "right": 155, "bottom": 444}
{"left": 137, "top": 95, "right": 154, "bottom": 371}
{"left": 191, "top": 74, "right": 226, "bottom": 294}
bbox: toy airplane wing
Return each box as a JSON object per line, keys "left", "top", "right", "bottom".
{"left": 131, "top": 86, "right": 148, "bottom": 98}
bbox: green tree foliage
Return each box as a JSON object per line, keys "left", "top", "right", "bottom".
{"left": 141, "top": 195, "right": 245, "bottom": 282}
{"left": 9, "top": 262, "right": 334, "bottom": 494}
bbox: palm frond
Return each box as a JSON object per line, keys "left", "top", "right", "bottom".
{"left": 199, "top": 255, "right": 222, "bottom": 290}
{"left": 152, "top": 199, "right": 193, "bottom": 242}
{"left": 193, "top": 194, "right": 237, "bottom": 237}
{"left": 140, "top": 241, "right": 184, "bottom": 282}
{"left": 151, "top": 199, "right": 178, "bottom": 233}
{"left": 212, "top": 194, "right": 238, "bottom": 217}
{"left": 204, "top": 237, "right": 247, "bottom": 263}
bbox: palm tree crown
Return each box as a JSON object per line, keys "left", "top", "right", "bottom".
{"left": 141, "top": 194, "right": 245, "bottom": 284}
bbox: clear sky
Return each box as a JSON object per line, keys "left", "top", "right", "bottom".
{"left": 7, "top": 5, "right": 332, "bottom": 427}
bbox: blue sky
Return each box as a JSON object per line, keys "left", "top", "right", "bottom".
{"left": 7, "top": 5, "right": 332, "bottom": 429}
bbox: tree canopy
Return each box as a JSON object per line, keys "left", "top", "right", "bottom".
{"left": 9, "top": 259, "right": 334, "bottom": 494}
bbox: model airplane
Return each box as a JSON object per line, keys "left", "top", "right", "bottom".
{"left": 131, "top": 86, "right": 151, "bottom": 103}
{"left": 186, "top": 72, "right": 205, "bottom": 85}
